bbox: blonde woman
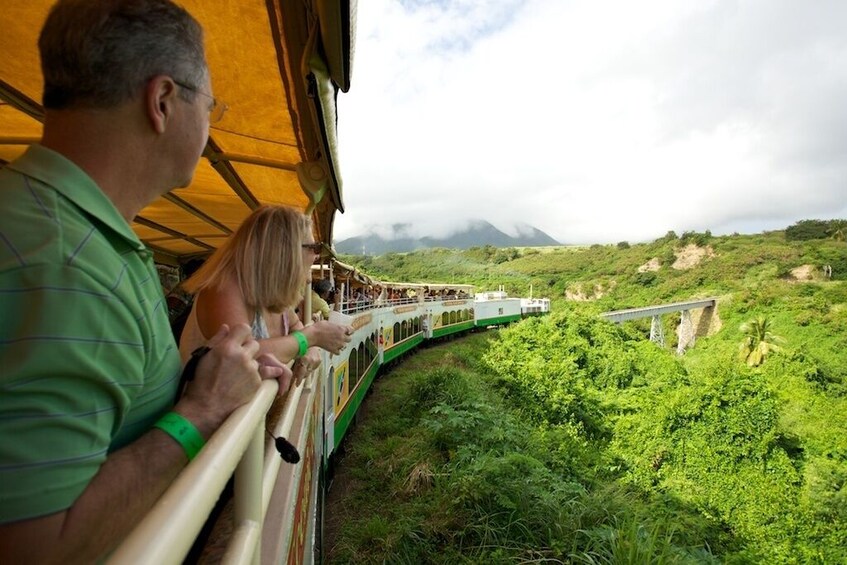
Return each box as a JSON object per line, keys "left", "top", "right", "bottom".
{"left": 179, "top": 206, "right": 352, "bottom": 390}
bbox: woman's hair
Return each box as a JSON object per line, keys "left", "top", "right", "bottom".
{"left": 183, "top": 206, "right": 312, "bottom": 313}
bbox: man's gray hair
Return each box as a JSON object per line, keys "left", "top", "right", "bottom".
{"left": 39, "top": 0, "right": 207, "bottom": 109}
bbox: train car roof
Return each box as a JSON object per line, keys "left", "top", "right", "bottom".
{"left": 378, "top": 281, "right": 427, "bottom": 290}
{"left": 0, "top": 0, "right": 355, "bottom": 264}
{"left": 329, "top": 260, "right": 374, "bottom": 285}
{"left": 379, "top": 281, "right": 474, "bottom": 293}
{"left": 424, "top": 283, "right": 475, "bottom": 292}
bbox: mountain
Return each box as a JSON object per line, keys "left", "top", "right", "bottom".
{"left": 334, "top": 220, "right": 560, "bottom": 254}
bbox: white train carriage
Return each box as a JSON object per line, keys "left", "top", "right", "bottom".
{"left": 474, "top": 288, "right": 523, "bottom": 326}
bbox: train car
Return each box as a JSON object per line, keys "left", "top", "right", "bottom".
{"left": 0, "top": 3, "right": 550, "bottom": 563}
{"left": 474, "top": 288, "right": 523, "bottom": 327}
{"left": 522, "top": 297, "right": 552, "bottom": 316}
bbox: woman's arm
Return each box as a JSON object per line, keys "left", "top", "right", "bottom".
{"left": 195, "top": 283, "right": 351, "bottom": 363}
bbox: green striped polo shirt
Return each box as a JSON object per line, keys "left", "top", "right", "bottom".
{"left": 0, "top": 145, "right": 182, "bottom": 523}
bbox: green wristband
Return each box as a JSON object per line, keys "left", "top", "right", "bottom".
{"left": 154, "top": 411, "right": 205, "bottom": 460}
{"left": 292, "top": 330, "right": 309, "bottom": 357}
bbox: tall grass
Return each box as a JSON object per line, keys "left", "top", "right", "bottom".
{"left": 324, "top": 333, "right": 720, "bottom": 564}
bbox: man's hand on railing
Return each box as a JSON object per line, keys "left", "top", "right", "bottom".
{"left": 257, "top": 352, "right": 293, "bottom": 397}
{"left": 177, "top": 323, "right": 285, "bottom": 437}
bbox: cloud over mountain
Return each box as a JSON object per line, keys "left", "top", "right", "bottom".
{"left": 334, "top": 219, "right": 559, "bottom": 255}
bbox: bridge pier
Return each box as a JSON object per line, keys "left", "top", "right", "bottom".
{"left": 676, "top": 309, "right": 695, "bottom": 354}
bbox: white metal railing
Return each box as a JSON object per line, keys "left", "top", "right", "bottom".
{"left": 108, "top": 364, "right": 316, "bottom": 565}
{"left": 424, "top": 295, "right": 470, "bottom": 302}
{"left": 340, "top": 294, "right": 473, "bottom": 314}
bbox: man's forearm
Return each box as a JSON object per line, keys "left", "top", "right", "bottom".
{"left": 0, "top": 428, "right": 190, "bottom": 564}
{"left": 62, "top": 429, "right": 190, "bottom": 562}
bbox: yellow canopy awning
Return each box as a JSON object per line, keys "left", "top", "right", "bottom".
{"left": 0, "top": 0, "right": 355, "bottom": 263}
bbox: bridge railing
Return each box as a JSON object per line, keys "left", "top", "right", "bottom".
{"left": 600, "top": 297, "right": 717, "bottom": 323}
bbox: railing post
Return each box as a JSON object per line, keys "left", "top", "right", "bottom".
{"left": 228, "top": 415, "right": 265, "bottom": 565}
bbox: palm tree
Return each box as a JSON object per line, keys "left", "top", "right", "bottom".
{"left": 738, "top": 316, "right": 785, "bottom": 367}
{"left": 829, "top": 220, "right": 847, "bottom": 242}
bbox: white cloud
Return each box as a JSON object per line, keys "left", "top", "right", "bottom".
{"left": 334, "top": 0, "right": 847, "bottom": 244}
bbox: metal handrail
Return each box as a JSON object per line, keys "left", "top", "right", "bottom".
{"left": 108, "top": 379, "right": 280, "bottom": 563}
{"left": 108, "top": 361, "right": 319, "bottom": 565}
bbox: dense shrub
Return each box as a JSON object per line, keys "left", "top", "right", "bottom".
{"left": 785, "top": 219, "right": 845, "bottom": 241}
{"left": 481, "top": 308, "right": 846, "bottom": 562}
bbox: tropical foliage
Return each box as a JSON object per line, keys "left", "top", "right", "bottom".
{"left": 327, "top": 226, "right": 847, "bottom": 564}
{"left": 785, "top": 218, "right": 847, "bottom": 241}
{"left": 737, "top": 316, "right": 785, "bottom": 366}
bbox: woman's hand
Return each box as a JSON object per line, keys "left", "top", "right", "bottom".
{"left": 304, "top": 320, "right": 353, "bottom": 355}
{"left": 292, "top": 348, "right": 322, "bottom": 386}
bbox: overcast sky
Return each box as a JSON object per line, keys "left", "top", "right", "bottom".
{"left": 333, "top": 0, "right": 847, "bottom": 245}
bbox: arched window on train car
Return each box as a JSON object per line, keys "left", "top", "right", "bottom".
{"left": 393, "top": 322, "right": 401, "bottom": 343}
{"left": 357, "top": 342, "right": 366, "bottom": 382}
{"left": 442, "top": 312, "right": 449, "bottom": 326}
{"left": 413, "top": 316, "right": 420, "bottom": 334}
{"left": 464, "top": 308, "right": 470, "bottom": 321}
{"left": 332, "top": 366, "right": 343, "bottom": 410}
{"left": 450, "top": 311, "right": 457, "bottom": 324}
{"left": 401, "top": 320, "right": 408, "bottom": 341}
{"left": 328, "top": 365, "right": 335, "bottom": 413}
{"left": 348, "top": 348, "right": 359, "bottom": 390}
{"left": 366, "top": 332, "right": 377, "bottom": 362}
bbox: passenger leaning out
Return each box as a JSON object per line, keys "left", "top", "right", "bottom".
{"left": 179, "top": 206, "right": 353, "bottom": 388}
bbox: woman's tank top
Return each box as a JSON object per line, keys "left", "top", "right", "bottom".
{"left": 178, "top": 303, "right": 289, "bottom": 363}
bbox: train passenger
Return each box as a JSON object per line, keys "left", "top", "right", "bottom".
{"left": 311, "top": 279, "right": 334, "bottom": 320}
{"left": 0, "top": 2, "right": 288, "bottom": 562}
{"left": 178, "top": 206, "right": 353, "bottom": 386}
{"left": 331, "top": 280, "right": 343, "bottom": 311}
{"left": 167, "top": 257, "right": 206, "bottom": 339}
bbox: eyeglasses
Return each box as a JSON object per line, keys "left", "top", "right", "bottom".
{"left": 301, "top": 242, "right": 323, "bottom": 253}
{"left": 173, "top": 79, "right": 228, "bottom": 123}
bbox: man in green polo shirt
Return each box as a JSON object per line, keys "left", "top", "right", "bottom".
{"left": 0, "top": 1, "right": 288, "bottom": 562}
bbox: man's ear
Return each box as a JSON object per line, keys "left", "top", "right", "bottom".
{"left": 145, "top": 75, "right": 178, "bottom": 134}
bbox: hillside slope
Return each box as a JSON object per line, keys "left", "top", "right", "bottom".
{"left": 327, "top": 230, "right": 847, "bottom": 563}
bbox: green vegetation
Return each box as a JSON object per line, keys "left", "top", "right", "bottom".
{"left": 340, "top": 228, "right": 847, "bottom": 310}
{"left": 785, "top": 219, "right": 847, "bottom": 242}
{"left": 327, "top": 227, "right": 847, "bottom": 563}
{"left": 324, "top": 333, "right": 724, "bottom": 563}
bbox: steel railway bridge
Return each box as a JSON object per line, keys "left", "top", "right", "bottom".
{"left": 601, "top": 298, "right": 718, "bottom": 353}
